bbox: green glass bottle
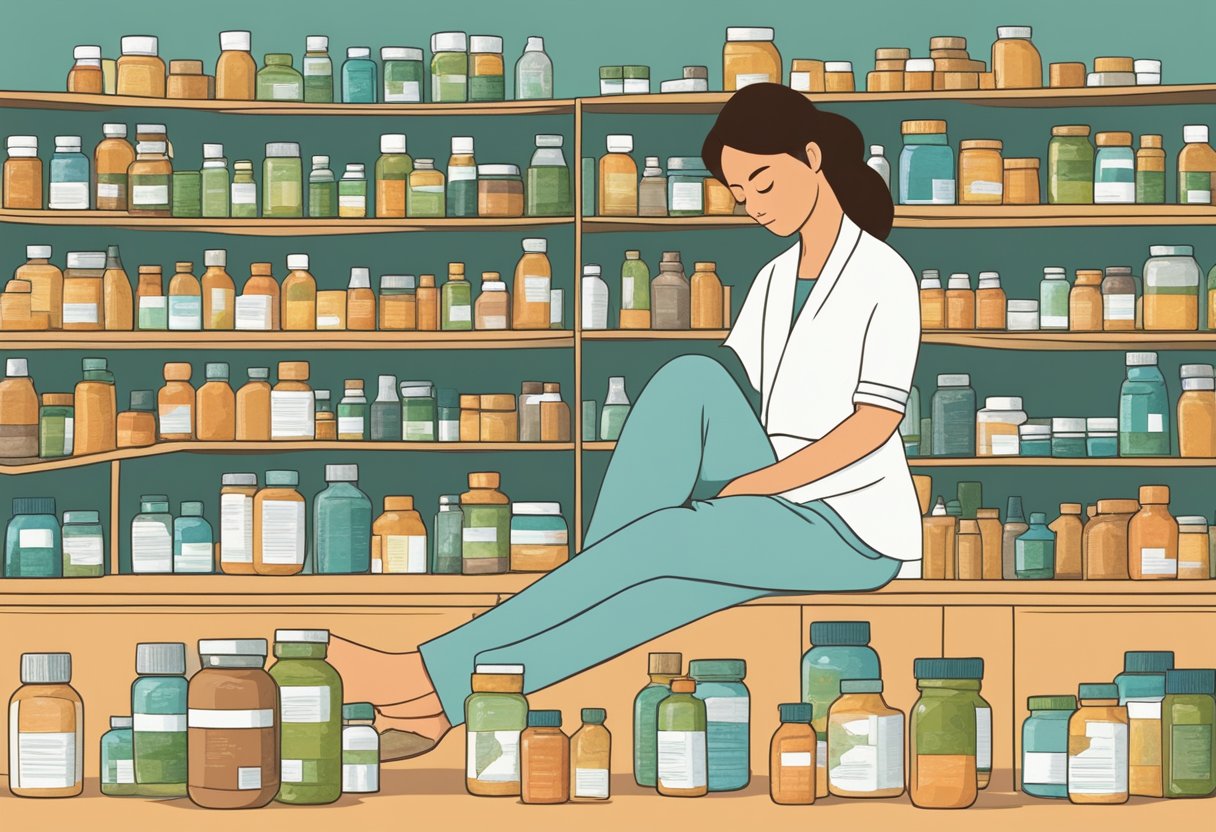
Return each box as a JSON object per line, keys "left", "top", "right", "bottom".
{"left": 269, "top": 630, "right": 343, "bottom": 805}
{"left": 302, "top": 36, "right": 334, "bottom": 103}
{"left": 101, "top": 716, "right": 137, "bottom": 796}
{"left": 200, "top": 144, "right": 230, "bottom": 218}
{"left": 441, "top": 265, "right": 472, "bottom": 331}
{"left": 256, "top": 53, "right": 303, "bottom": 101}
{"left": 262, "top": 142, "right": 302, "bottom": 218}
{"left": 230, "top": 160, "right": 257, "bottom": 218}
{"left": 1162, "top": 669, "right": 1216, "bottom": 797}
{"left": 132, "top": 642, "right": 188, "bottom": 797}
{"left": 307, "top": 155, "right": 336, "bottom": 218}
{"left": 633, "top": 652, "right": 682, "bottom": 787}
{"left": 525, "top": 134, "right": 573, "bottom": 217}
{"left": 313, "top": 464, "right": 372, "bottom": 573}
{"left": 656, "top": 677, "right": 708, "bottom": 795}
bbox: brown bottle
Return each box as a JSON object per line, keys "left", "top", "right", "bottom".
{"left": 158, "top": 362, "right": 195, "bottom": 441}
{"left": 921, "top": 497, "right": 957, "bottom": 580}
{"left": 1050, "top": 503, "right": 1084, "bottom": 579}
{"left": 1128, "top": 485, "right": 1177, "bottom": 580}
{"left": 236, "top": 367, "right": 271, "bottom": 441}
{"left": 539, "top": 382, "right": 571, "bottom": 441}
{"left": 417, "top": 274, "right": 439, "bottom": 331}
{"left": 102, "top": 245, "right": 133, "bottom": 330}
{"left": 15, "top": 245, "right": 63, "bottom": 330}
{"left": 197, "top": 362, "right": 235, "bottom": 441}
{"left": 0, "top": 357, "right": 38, "bottom": 459}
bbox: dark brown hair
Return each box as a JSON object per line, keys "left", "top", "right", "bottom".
{"left": 702, "top": 83, "right": 894, "bottom": 239}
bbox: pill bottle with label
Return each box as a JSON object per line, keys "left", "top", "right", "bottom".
{"left": 219, "top": 473, "right": 257, "bottom": 574}
{"left": 461, "top": 472, "right": 511, "bottom": 574}
{"left": 336, "top": 379, "right": 366, "bottom": 441}
{"left": 9, "top": 652, "right": 83, "bottom": 797}
{"left": 268, "top": 629, "right": 342, "bottom": 805}
{"left": 60, "top": 509, "right": 102, "bottom": 577}
{"left": 372, "top": 496, "right": 428, "bottom": 574}
{"left": 74, "top": 357, "right": 116, "bottom": 455}
{"left": 200, "top": 249, "right": 235, "bottom": 329}
{"left": 1178, "top": 364, "right": 1216, "bottom": 458}
{"left": 237, "top": 263, "right": 279, "bottom": 331}
{"left": 136, "top": 265, "right": 167, "bottom": 330}
{"left": 1048, "top": 125, "right": 1094, "bottom": 204}
{"left": 521, "top": 709, "right": 569, "bottom": 804}
{"left": 512, "top": 238, "right": 552, "bottom": 330}
{"left": 117, "top": 35, "right": 166, "bottom": 97}
{"left": 1021, "top": 694, "right": 1075, "bottom": 798}
{"left": 95, "top": 128, "right": 133, "bottom": 209}
{"left": 173, "top": 502, "right": 213, "bottom": 574}
{"left": 1162, "top": 669, "right": 1216, "bottom": 797}
{"left": 253, "top": 470, "right": 306, "bottom": 575}
{"left": 632, "top": 652, "right": 682, "bottom": 787}
{"left": 1129, "top": 485, "right": 1177, "bottom": 579}
{"left": 197, "top": 363, "right": 235, "bottom": 442}
{"left": 959, "top": 140, "right": 1004, "bottom": 205}
{"left": 314, "top": 464, "right": 372, "bottom": 574}
{"left": 1177, "top": 515, "right": 1211, "bottom": 578}
{"left": 117, "top": 390, "right": 156, "bottom": 448}
{"left": 1120, "top": 352, "right": 1170, "bottom": 456}
{"left": 827, "top": 678, "right": 905, "bottom": 798}
{"left": 1067, "top": 683, "right": 1129, "bottom": 804}
{"left": 909, "top": 658, "right": 979, "bottom": 809}
{"left": 569, "top": 708, "right": 610, "bottom": 801}
{"left": 688, "top": 659, "right": 749, "bottom": 792}
{"left": 465, "top": 663, "right": 528, "bottom": 796}
{"left": 1115, "top": 650, "right": 1172, "bottom": 797}
{"left": 976, "top": 396, "right": 1026, "bottom": 456}
{"left": 722, "top": 27, "right": 781, "bottom": 90}
{"left": 302, "top": 36, "right": 333, "bottom": 102}
{"left": 657, "top": 677, "right": 708, "bottom": 797}
{"left": 131, "top": 642, "right": 188, "bottom": 796}
{"left": 281, "top": 254, "right": 316, "bottom": 331}
{"left": 101, "top": 716, "right": 137, "bottom": 796}
{"left": 131, "top": 495, "right": 172, "bottom": 574}
{"left": 216, "top": 31, "right": 255, "bottom": 99}
{"left": 340, "top": 703, "right": 379, "bottom": 793}
{"left": 1177, "top": 125, "right": 1216, "bottom": 205}
{"left": 599, "top": 135, "right": 638, "bottom": 216}
{"left": 187, "top": 639, "right": 278, "bottom": 808}
{"left": 899, "top": 120, "right": 954, "bottom": 205}
{"left": 158, "top": 362, "right": 194, "bottom": 440}
{"left": 769, "top": 702, "right": 815, "bottom": 804}
{"left": 271, "top": 361, "right": 314, "bottom": 440}
{"left": 509, "top": 501, "right": 568, "bottom": 572}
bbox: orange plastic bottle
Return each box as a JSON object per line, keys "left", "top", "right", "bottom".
{"left": 158, "top": 362, "right": 195, "bottom": 441}
{"left": 197, "top": 362, "right": 236, "bottom": 441}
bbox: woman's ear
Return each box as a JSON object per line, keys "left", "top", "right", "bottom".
{"left": 804, "top": 141, "right": 823, "bottom": 173}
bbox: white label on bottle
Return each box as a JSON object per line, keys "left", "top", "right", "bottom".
{"left": 338, "top": 416, "right": 364, "bottom": 436}
{"left": 384, "top": 80, "right": 421, "bottom": 102}
{"left": 339, "top": 194, "right": 366, "bottom": 209}
{"left": 968, "top": 180, "right": 1003, "bottom": 196}
{"left": 781, "top": 751, "right": 813, "bottom": 767}
{"left": 1147, "top": 413, "right": 1164, "bottom": 433}
{"left": 237, "top": 767, "right": 262, "bottom": 790}
{"left": 403, "top": 420, "right": 435, "bottom": 441}
{"left": 1069, "top": 720, "right": 1128, "bottom": 794}
{"left": 1023, "top": 751, "right": 1067, "bottom": 785}
{"left": 159, "top": 403, "right": 192, "bottom": 435}
{"left": 621, "top": 275, "right": 635, "bottom": 301}
{"left": 466, "top": 730, "right": 520, "bottom": 782}
{"left": 17, "top": 731, "right": 76, "bottom": 789}
{"left": 303, "top": 57, "right": 330, "bottom": 75}
{"left": 1186, "top": 189, "right": 1212, "bottom": 204}
{"left": 1139, "top": 547, "right": 1176, "bottom": 575}
{"left": 139, "top": 295, "right": 166, "bottom": 310}
{"left": 412, "top": 184, "right": 444, "bottom": 194}
{"left": 177, "top": 541, "right": 212, "bottom": 572}
{"left": 19, "top": 528, "right": 53, "bottom": 548}
{"left": 114, "top": 759, "right": 135, "bottom": 784}
{"left": 62, "top": 302, "right": 99, "bottom": 324}
{"left": 574, "top": 767, "right": 610, "bottom": 798}
{"left": 524, "top": 275, "right": 551, "bottom": 303}
{"left": 50, "top": 181, "right": 90, "bottom": 209}
{"left": 131, "top": 520, "right": 172, "bottom": 572}
{"left": 830, "top": 713, "right": 904, "bottom": 792}
{"left": 1104, "top": 293, "right": 1135, "bottom": 321}
{"left": 188, "top": 708, "right": 275, "bottom": 729}
{"left": 623, "top": 78, "right": 649, "bottom": 94}
{"left": 281, "top": 759, "right": 303, "bottom": 782}
{"left": 64, "top": 535, "right": 103, "bottom": 566}
{"left": 448, "top": 304, "right": 471, "bottom": 322}
{"left": 510, "top": 529, "right": 568, "bottom": 546}
{"left": 343, "top": 762, "right": 379, "bottom": 792}
{"left": 271, "top": 391, "right": 315, "bottom": 439}
{"left": 657, "top": 730, "right": 707, "bottom": 790}
{"left": 976, "top": 706, "right": 992, "bottom": 769}
{"left": 1102, "top": 158, "right": 1135, "bottom": 169}
{"left": 272, "top": 83, "right": 300, "bottom": 99}
{"left": 260, "top": 500, "right": 305, "bottom": 564}
{"left": 790, "top": 71, "right": 812, "bottom": 91}
{"left": 221, "top": 494, "right": 253, "bottom": 564}
{"left": 280, "top": 685, "right": 331, "bottom": 723}
{"left": 97, "top": 183, "right": 121, "bottom": 198}
{"left": 671, "top": 181, "right": 703, "bottom": 212}
{"left": 1126, "top": 700, "right": 1162, "bottom": 719}
{"left": 210, "top": 287, "right": 228, "bottom": 312}
{"left": 482, "top": 315, "right": 507, "bottom": 329}
{"left": 990, "top": 434, "right": 1020, "bottom": 456}
{"left": 448, "top": 165, "right": 476, "bottom": 181}
{"left": 818, "top": 739, "right": 827, "bottom": 770}
{"left": 168, "top": 295, "right": 201, "bottom": 329}
{"left": 134, "top": 713, "right": 187, "bottom": 732}
{"left": 734, "top": 72, "right": 771, "bottom": 88}
{"left": 343, "top": 730, "right": 379, "bottom": 752}
{"left": 439, "top": 420, "right": 460, "bottom": 442}
{"left": 931, "top": 179, "right": 956, "bottom": 203}
{"left": 132, "top": 185, "right": 169, "bottom": 206}
{"left": 63, "top": 417, "right": 73, "bottom": 451}
{"left": 317, "top": 315, "right": 341, "bottom": 328}
{"left": 1095, "top": 182, "right": 1135, "bottom": 203}
{"left": 463, "top": 526, "right": 497, "bottom": 543}
{"left": 231, "top": 182, "right": 257, "bottom": 204}
{"left": 235, "top": 294, "right": 272, "bottom": 330}
{"left": 1041, "top": 314, "right": 1068, "bottom": 328}
{"left": 704, "top": 696, "right": 749, "bottom": 724}
{"left": 386, "top": 535, "right": 427, "bottom": 573}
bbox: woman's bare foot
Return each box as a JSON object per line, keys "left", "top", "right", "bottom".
{"left": 327, "top": 635, "right": 434, "bottom": 706}
{"left": 375, "top": 710, "right": 453, "bottom": 762}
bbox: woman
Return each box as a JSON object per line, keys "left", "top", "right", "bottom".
{"left": 330, "top": 83, "right": 923, "bottom": 758}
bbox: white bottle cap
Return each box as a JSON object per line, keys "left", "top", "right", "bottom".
{"left": 475, "top": 663, "right": 524, "bottom": 675}
{"left": 202, "top": 143, "right": 223, "bottom": 159}
{"left": 525, "top": 36, "right": 545, "bottom": 52}
{"left": 482, "top": 280, "right": 506, "bottom": 291}
{"left": 74, "top": 45, "right": 102, "bottom": 60}
{"left": 347, "top": 47, "right": 371, "bottom": 59}
{"left": 381, "top": 46, "right": 423, "bottom": 62}
{"left": 220, "top": 31, "right": 251, "bottom": 51}
{"left": 324, "top": 464, "right": 359, "bottom": 482}
{"left": 1086, "top": 417, "right": 1117, "bottom": 432}
{"left": 644, "top": 156, "right": 661, "bottom": 168}
{"left": 477, "top": 163, "right": 519, "bottom": 176}
{"left": 1126, "top": 351, "right": 1158, "bottom": 366}
{"left": 26, "top": 245, "right": 52, "bottom": 258}
{"left": 198, "top": 639, "right": 267, "bottom": 657}
{"left": 984, "top": 396, "right": 1023, "bottom": 411}
{"left": 1043, "top": 266, "right": 1066, "bottom": 277}
{"left": 414, "top": 158, "right": 435, "bottom": 169}
{"left": 204, "top": 249, "right": 226, "bottom": 267}
{"left": 1052, "top": 417, "right": 1086, "bottom": 433}
{"left": 825, "top": 61, "right": 853, "bottom": 73}
{"left": 137, "top": 141, "right": 167, "bottom": 154}
{"left": 470, "top": 35, "right": 503, "bottom": 54}
{"left": 583, "top": 264, "right": 602, "bottom": 276}
{"left": 1179, "top": 363, "right": 1215, "bottom": 379}
{"left": 997, "top": 26, "right": 1033, "bottom": 38}
{"left": 136, "top": 123, "right": 166, "bottom": 135}
{"left": 121, "top": 35, "right": 158, "bottom": 56}
{"left": 451, "top": 136, "right": 474, "bottom": 155}
{"left": 947, "top": 273, "right": 971, "bottom": 289}
{"left": 344, "top": 163, "right": 365, "bottom": 175}
{"left": 380, "top": 133, "right": 407, "bottom": 154}
{"left": 7, "top": 135, "right": 37, "bottom": 151}
{"left": 431, "top": 32, "right": 468, "bottom": 52}
{"left": 1184, "top": 125, "right": 1209, "bottom": 144}
{"left": 725, "top": 27, "right": 775, "bottom": 42}
{"left": 66, "top": 251, "right": 106, "bottom": 269}
{"left": 287, "top": 254, "right": 310, "bottom": 270}
{"left": 937, "top": 373, "right": 970, "bottom": 386}
{"left": 1134, "top": 59, "right": 1161, "bottom": 73}
{"left": 535, "top": 134, "right": 564, "bottom": 147}
{"left": 265, "top": 142, "right": 300, "bottom": 157}
{"left": 522, "top": 238, "right": 547, "bottom": 253}
{"left": 349, "top": 267, "right": 370, "bottom": 288}
{"left": 868, "top": 145, "right": 884, "bottom": 156}
{"left": 906, "top": 58, "right": 935, "bottom": 72}
{"left": 102, "top": 123, "right": 127, "bottom": 138}
{"left": 54, "top": 135, "right": 82, "bottom": 150}
{"left": 6, "top": 358, "right": 29, "bottom": 377}
{"left": 606, "top": 134, "right": 634, "bottom": 153}
{"left": 306, "top": 35, "right": 329, "bottom": 51}
{"left": 311, "top": 155, "right": 330, "bottom": 167}
{"left": 274, "top": 629, "right": 330, "bottom": 643}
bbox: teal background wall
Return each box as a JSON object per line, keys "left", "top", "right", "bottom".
{"left": 3, "top": 0, "right": 1216, "bottom": 563}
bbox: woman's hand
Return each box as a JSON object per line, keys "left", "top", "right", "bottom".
{"left": 716, "top": 474, "right": 766, "bottom": 498}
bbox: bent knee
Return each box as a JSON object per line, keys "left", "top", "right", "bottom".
{"left": 650, "top": 354, "right": 731, "bottom": 389}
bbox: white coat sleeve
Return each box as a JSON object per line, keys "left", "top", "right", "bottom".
{"left": 853, "top": 270, "right": 920, "bottom": 415}
{"left": 722, "top": 265, "right": 768, "bottom": 392}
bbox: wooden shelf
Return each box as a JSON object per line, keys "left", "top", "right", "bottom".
{"left": 0, "top": 330, "right": 574, "bottom": 350}
{"left": 0, "top": 440, "right": 574, "bottom": 474}
{"left": 582, "top": 330, "right": 731, "bottom": 341}
{"left": 584, "top": 330, "right": 1216, "bottom": 350}
{"left": 0, "top": 208, "right": 573, "bottom": 235}
{"left": 0, "top": 89, "right": 575, "bottom": 116}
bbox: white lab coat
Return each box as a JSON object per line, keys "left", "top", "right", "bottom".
{"left": 724, "top": 214, "right": 923, "bottom": 575}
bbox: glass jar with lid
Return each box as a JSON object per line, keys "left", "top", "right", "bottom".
{"left": 899, "top": 120, "right": 955, "bottom": 205}
{"left": 1094, "top": 131, "right": 1135, "bottom": 204}
{"left": 1021, "top": 694, "right": 1075, "bottom": 798}
{"left": 958, "top": 140, "right": 1003, "bottom": 205}
{"left": 465, "top": 663, "right": 528, "bottom": 796}
{"left": 469, "top": 36, "right": 505, "bottom": 102}
{"left": 478, "top": 164, "right": 524, "bottom": 217}
{"left": 1048, "top": 126, "right": 1094, "bottom": 204}
{"left": 666, "top": 157, "right": 710, "bottom": 217}
{"left": 510, "top": 502, "right": 568, "bottom": 572}
{"left": 381, "top": 46, "right": 423, "bottom": 102}
{"left": 462, "top": 472, "right": 511, "bottom": 574}
{"left": 910, "top": 658, "right": 981, "bottom": 809}
{"left": 1018, "top": 421, "right": 1051, "bottom": 456}
{"left": 256, "top": 54, "right": 303, "bottom": 101}
{"left": 722, "top": 27, "right": 781, "bottom": 90}
{"left": 992, "top": 26, "right": 1042, "bottom": 88}
{"left": 1101, "top": 266, "right": 1137, "bottom": 331}
{"left": 1069, "top": 269, "right": 1103, "bottom": 331}
{"left": 1143, "top": 244, "right": 1200, "bottom": 330}
{"left": 430, "top": 32, "right": 469, "bottom": 103}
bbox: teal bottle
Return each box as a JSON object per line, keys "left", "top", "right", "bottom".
{"left": 1119, "top": 351, "right": 1170, "bottom": 456}
{"left": 931, "top": 373, "right": 976, "bottom": 456}
{"left": 369, "top": 374, "right": 401, "bottom": 441}
{"left": 1021, "top": 695, "right": 1075, "bottom": 798}
{"left": 100, "top": 716, "right": 137, "bottom": 796}
{"left": 172, "top": 501, "right": 213, "bottom": 573}
{"left": 599, "top": 376, "right": 631, "bottom": 441}
{"left": 1015, "top": 512, "right": 1056, "bottom": 579}
{"left": 314, "top": 464, "right": 372, "bottom": 573}
{"left": 341, "top": 47, "right": 377, "bottom": 103}
{"left": 132, "top": 642, "right": 188, "bottom": 797}
{"left": 689, "top": 658, "right": 750, "bottom": 792}
{"left": 633, "top": 651, "right": 682, "bottom": 787}
{"left": 4, "top": 497, "right": 61, "bottom": 577}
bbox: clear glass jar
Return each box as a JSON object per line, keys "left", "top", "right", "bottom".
{"left": 1048, "top": 126, "right": 1094, "bottom": 204}
{"left": 1094, "top": 131, "right": 1135, "bottom": 204}
{"left": 1143, "top": 244, "right": 1200, "bottom": 331}
{"left": 256, "top": 53, "right": 302, "bottom": 101}
{"left": 899, "top": 120, "right": 955, "bottom": 205}
{"left": 526, "top": 134, "right": 572, "bottom": 217}
{"left": 515, "top": 36, "right": 553, "bottom": 100}
{"left": 667, "top": 156, "right": 710, "bottom": 217}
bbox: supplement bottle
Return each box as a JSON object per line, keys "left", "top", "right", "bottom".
{"left": 599, "top": 134, "right": 638, "bottom": 216}
{"left": 1083, "top": 498, "right": 1138, "bottom": 580}
{"left": 1015, "top": 512, "right": 1056, "bottom": 579}
{"left": 976, "top": 396, "right": 1026, "bottom": 456}
{"left": 302, "top": 36, "right": 333, "bottom": 102}
{"left": 1021, "top": 694, "right": 1075, "bottom": 798}
{"left": 61, "top": 250, "right": 104, "bottom": 331}
{"left": 187, "top": 639, "right": 278, "bottom": 809}
{"left": 281, "top": 254, "right": 316, "bottom": 331}
{"left": 341, "top": 47, "right": 378, "bottom": 103}
{"left": 8, "top": 653, "right": 82, "bottom": 797}
{"left": 128, "top": 140, "right": 172, "bottom": 216}
{"left": 230, "top": 160, "right": 258, "bottom": 217}
{"left": 200, "top": 144, "right": 230, "bottom": 218}
{"left": 369, "top": 375, "right": 401, "bottom": 441}
{"left": 16, "top": 245, "right": 63, "bottom": 330}
{"left": 4, "top": 135, "right": 43, "bottom": 209}
{"left": 253, "top": 470, "right": 306, "bottom": 575}
{"left": 173, "top": 502, "right": 214, "bottom": 573}
{"left": 166, "top": 262, "right": 201, "bottom": 331}
{"left": 101, "top": 716, "right": 137, "bottom": 796}
{"left": 263, "top": 142, "right": 302, "bottom": 217}
{"left": 238, "top": 263, "right": 279, "bottom": 331}
{"left": 1115, "top": 650, "right": 1172, "bottom": 797}
{"left": 336, "top": 379, "right": 366, "bottom": 441}
{"left": 132, "top": 642, "right": 188, "bottom": 796}
{"left": 432, "top": 495, "right": 463, "bottom": 574}
{"left": 975, "top": 507, "right": 1003, "bottom": 579}
{"left": 94, "top": 124, "right": 135, "bottom": 210}
{"left": 1177, "top": 125, "right": 1216, "bottom": 205}
{"left": 478, "top": 164, "right": 524, "bottom": 216}
{"left": 512, "top": 237, "right": 552, "bottom": 330}
{"left": 910, "top": 658, "right": 979, "bottom": 809}
{"left": 371, "top": 496, "right": 428, "bottom": 574}
{"left": 375, "top": 133, "right": 412, "bottom": 218}
{"left": 313, "top": 464, "right": 372, "bottom": 574}
{"left": 1048, "top": 503, "right": 1083, "bottom": 579}
{"left": 201, "top": 249, "right": 235, "bottom": 329}
{"left": 440, "top": 388, "right": 460, "bottom": 440}
{"left": 958, "top": 140, "right": 1003, "bottom": 205}
{"left": 827, "top": 678, "right": 905, "bottom": 798}
{"left": 899, "top": 120, "right": 954, "bottom": 205}
{"left": 657, "top": 677, "right": 708, "bottom": 797}
{"left": 271, "top": 361, "right": 314, "bottom": 440}
{"left": 70, "top": 357, "right": 115, "bottom": 455}
{"left": 652, "top": 250, "right": 691, "bottom": 330}
{"left": 417, "top": 275, "right": 440, "bottom": 330}
{"left": 401, "top": 381, "right": 438, "bottom": 440}
{"left": 922, "top": 497, "right": 957, "bottom": 579}
{"left": 1048, "top": 125, "right": 1094, "bottom": 204}
{"left": 571, "top": 708, "right": 611, "bottom": 801}
{"left": 690, "top": 659, "right": 750, "bottom": 792}
{"left": 268, "top": 630, "right": 343, "bottom": 805}
{"left": 690, "top": 261, "right": 724, "bottom": 329}
{"left": 1119, "top": 352, "right": 1169, "bottom": 457}
{"left": 620, "top": 250, "right": 651, "bottom": 328}
{"left": 509, "top": 502, "right": 568, "bottom": 571}
{"left": 1178, "top": 364, "right": 1216, "bottom": 457}
{"left": 0, "top": 357, "right": 39, "bottom": 460}
{"left": 461, "top": 472, "right": 511, "bottom": 573}
{"left": 158, "top": 362, "right": 194, "bottom": 440}
{"left": 1144, "top": 244, "right": 1201, "bottom": 330}
{"left": 341, "top": 703, "right": 379, "bottom": 793}
{"left": 465, "top": 663, "right": 528, "bottom": 796}
{"left": 638, "top": 156, "right": 668, "bottom": 217}
{"left": 216, "top": 31, "right": 255, "bottom": 99}
{"left": 5, "top": 497, "right": 62, "bottom": 578}
{"left": 468, "top": 36, "right": 505, "bottom": 102}
{"left": 446, "top": 136, "right": 478, "bottom": 216}
{"left": 313, "top": 393, "right": 335, "bottom": 440}
{"left": 526, "top": 134, "right": 572, "bottom": 217}
{"left": 930, "top": 373, "right": 976, "bottom": 456}
{"left": 131, "top": 495, "right": 172, "bottom": 573}
{"left": 441, "top": 262, "right": 473, "bottom": 330}
{"left": 256, "top": 53, "right": 302, "bottom": 101}
{"left": 307, "top": 155, "right": 336, "bottom": 217}
{"left": 975, "top": 271, "right": 1006, "bottom": 330}
{"left": 381, "top": 46, "right": 423, "bottom": 102}
{"left": 67, "top": 44, "right": 104, "bottom": 93}
{"left": 61, "top": 510, "right": 103, "bottom": 577}
{"left": 867, "top": 145, "right": 891, "bottom": 189}
{"left": 430, "top": 33, "right": 468, "bottom": 103}
{"left": 475, "top": 274, "right": 510, "bottom": 329}
{"left": 1178, "top": 515, "right": 1210, "bottom": 579}
{"left": 379, "top": 274, "right": 417, "bottom": 330}
{"left": 801, "top": 621, "right": 881, "bottom": 796}
{"left": 117, "top": 35, "right": 165, "bottom": 97}
{"left": 1094, "top": 131, "right": 1136, "bottom": 203}
{"left": 581, "top": 264, "right": 609, "bottom": 330}
{"left": 1069, "top": 269, "right": 1104, "bottom": 331}
{"left": 117, "top": 390, "right": 156, "bottom": 448}
{"left": 1162, "top": 669, "right": 1216, "bottom": 797}
{"left": 956, "top": 520, "right": 983, "bottom": 579}
{"left": 1129, "top": 485, "right": 1177, "bottom": 579}
{"left": 236, "top": 367, "right": 271, "bottom": 440}
{"left": 521, "top": 710, "right": 569, "bottom": 804}
{"left": 992, "top": 26, "right": 1042, "bottom": 88}
{"left": 515, "top": 36, "right": 553, "bottom": 100}
{"left": 1038, "top": 267, "right": 1070, "bottom": 329}
{"left": 219, "top": 473, "right": 258, "bottom": 574}
{"left": 1067, "top": 683, "right": 1129, "bottom": 804}
{"left": 599, "top": 376, "right": 632, "bottom": 440}
{"left": 633, "top": 652, "right": 682, "bottom": 787}
{"left": 770, "top": 702, "right": 815, "bottom": 804}
{"left": 1136, "top": 134, "right": 1166, "bottom": 204}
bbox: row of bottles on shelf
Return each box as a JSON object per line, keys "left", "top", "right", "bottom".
{"left": 915, "top": 476, "right": 1215, "bottom": 581}
{"left": 0, "top": 359, "right": 574, "bottom": 461}
{"left": 2, "top": 467, "right": 568, "bottom": 578}
{"left": 65, "top": 32, "right": 555, "bottom": 102}
{"left": 0, "top": 242, "right": 564, "bottom": 332}
{"left": 901, "top": 353, "right": 1216, "bottom": 459}
{"left": 2, "top": 129, "right": 573, "bottom": 218}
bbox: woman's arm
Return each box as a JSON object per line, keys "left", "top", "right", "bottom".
{"left": 716, "top": 404, "right": 902, "bottom": 498}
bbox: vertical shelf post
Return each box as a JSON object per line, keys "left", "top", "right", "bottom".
{"left": 109, "top": 459, "right": 121, "bottom": 575}
{"left": 573, "top": 98, "right": 585, "bottom": 549}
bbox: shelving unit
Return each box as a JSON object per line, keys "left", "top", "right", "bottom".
{"left": 0, "top": 330, "right": 575, "bottom": 349}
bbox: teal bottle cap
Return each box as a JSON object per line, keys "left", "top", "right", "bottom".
{"left": 1124, "top": 650, "right": 1174, "bottom": 673}
{"left": 688, "top": 658, "right": 746, "bottom": 681}
{"left": 136, "top": 642, "right": 186, "bottom": 675}
{"left": 580, "top": 708, "right": 606, "bottom": 724}
{"left": 810, "top": 620, "right": 871, "bottom": 646}
{"left": 247, "top": 367, "right": 269, "bottom": 379}
{"left": 1027, "top": 695, "right": 1076, "bottom": 711}
{"left": 344, "top": 702, "right": 375, "bottom": 721}
{"left": 205, "top": 362, "right": 229, "bottom": 380}
{"left": 1078, "top": 683, "right": 1120, "bottom": 700}
{"left": 779, "top": 702, "right": 813, "bottom": 723}
{"left": 63, "top": 510, "right": 100, "bottom": 524}
{"left": 914, "top": 657, "right": 984, "bottom": 680}
{"left": 1166, "top": 669, "right": 1216, "bottom": 695}
{"left": 180, "top": 501, "right": 204, "bottom": 517}
{"left": 13, "top": 497, "right": 56, "bottom": 516}
{"left": 82, "top": 357, "right": 108, "bottom": 371}
{"left": 129, "top": 389, "right": 155, "bottom": 410}
{"left": 1028, "top": 512, "right": 1048, "bottom": 524}
{"left": 1006, "top": 495, "right": 1026, "bottom": 521}
{"left": 840, "top": 679, "right": 883, "bottom": 694}
{"left": 265, "top": 470, "right": 299, "bottom": 487}
{"left": 527, "top": 709, "right": 562, "bottom": 728}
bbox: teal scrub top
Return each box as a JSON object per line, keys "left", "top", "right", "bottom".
{"left": 791, "top": 278, "right": 816, "bottom": 330}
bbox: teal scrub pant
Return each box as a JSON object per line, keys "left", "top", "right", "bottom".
{"left": 418, "top": 354, "right": 901, "bottom": 723}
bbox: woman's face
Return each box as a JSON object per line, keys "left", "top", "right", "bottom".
{"left": 720, "top": 144, "right": 823, "bottom": 237}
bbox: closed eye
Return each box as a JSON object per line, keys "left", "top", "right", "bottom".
{"left": 756, "top": 181, "right": 773, "bottom": 194}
